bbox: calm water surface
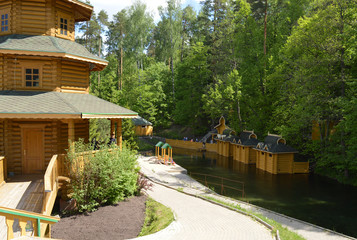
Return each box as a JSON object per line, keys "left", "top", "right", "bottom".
{"left": 172, "top": 148, "right": 357, "bottom": 238}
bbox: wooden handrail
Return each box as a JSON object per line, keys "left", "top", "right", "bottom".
{"left": 0, "top": 206, "right": 59, "bottom": 239}
{"left": 0, "top": 156, "right": 6, "bottom": 185}
{"left": 42, "top": 155, "right": 59, "bottom": 216}
{"left": 190, "top": 172, "right": 245, "bottom": 198}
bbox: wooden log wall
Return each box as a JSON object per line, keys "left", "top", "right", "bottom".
{"left": 75, "top": 120, "right": 89, "bottom": 143}
{"left": 0, "top": 56, "right": 90, "bottom": 93}
{"left": 0, "top": 55, "right": 3, "bottom": 90}
{"left": 248, "top": 148, "right": 256, "bottom": 164}
{"left": 60, "top": 61, "right": 89, "bottom": 92}
{"left": 134, "top": 126, "right": 153, "bottom": 136}
{"left": 293, "top": 162, "right": 309, "bottom": 174}
{"left": 0, "top": 121, "right": 4, "bottom": 156}
{"left": 57, "top": 120, "right": 89, "bottom": 154}
{"left": 0, "top": 1, "right": 11, "bottom": 36}
{"left": 16, "top": 0, "right": 48, "bottom": 36}
{"left": 2, "top": 119, "right": 89, "bottom": 175}
{"left": 55, "top": 0, "right": 75, "bottom": 40}
{"left": 277, "top": 154, "right": 294, "bottom": 174}
{"left": 0, "top": 0, "right": 76, "bottom": 40}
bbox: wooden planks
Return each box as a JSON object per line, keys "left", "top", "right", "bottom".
{"left": 0, "top": 175, "right": 43, "bottom": 213}
{"left": 60, "top": 61, "right": 89, "bottom": 91}
{"left": 1, "top": 57, "right": 90, "bottom": 93}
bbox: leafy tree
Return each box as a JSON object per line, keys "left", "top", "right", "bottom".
{"left": 174, "top": 42, "right": 211, "bottom": 133}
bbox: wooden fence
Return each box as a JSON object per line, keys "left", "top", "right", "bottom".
{"left": 166, "top": 139, "right": 217, "bottom": 153}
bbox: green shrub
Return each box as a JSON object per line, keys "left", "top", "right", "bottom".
{"left": 67, "top": 139, "right": 139, "bottom": 212}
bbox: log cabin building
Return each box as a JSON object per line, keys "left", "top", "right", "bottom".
{"left": 0, "top": 0, "right": 137, "bottom": 176}
{"left": 0, "top": 1, "right": 137, "bottom": 238}
{"left": 254, "top": 134, "right": 309, "bottom": 174}
{"left": 232, "top": 130, "right": 259, "bottom": 164}
{"left": 132, "top": 116, "right": 153, "bottom": 136}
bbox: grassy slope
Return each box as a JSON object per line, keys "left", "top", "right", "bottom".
{"left": 139, "top": 197, "right": 174, "bottom": 236}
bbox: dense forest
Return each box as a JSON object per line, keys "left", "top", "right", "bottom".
{"left": 77, "top": 0, "right": 357, "bottom": 185}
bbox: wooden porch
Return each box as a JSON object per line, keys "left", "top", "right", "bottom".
{"left": 0, "top": 155, "right": 61, "bottom": 239}
{"left": 0, "top": 175, "right": 44, "bottom": 213}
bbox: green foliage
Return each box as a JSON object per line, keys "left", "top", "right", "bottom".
{"left": 66, "top": 140, "right": 139, "bottom": 212}
{"left": 89, "top": 119, "right": 111, "bottom": 143}
{"left": 77, "top": 0, "right": 357, "bottom": 184}
{"left": 174, "top": 42, "right": 211, "bottom": 134}
{"left": 122, "top": 119, "right": 139, "bottom": 151}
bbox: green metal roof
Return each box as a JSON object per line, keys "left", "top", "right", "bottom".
{"left": 132, "top": 116, "right": 152, "bottom": 126}
{"left": 0, "top": 90, "right": 137, "bottom": 118}
{"left": 0, "top": 35, "right": 107, "bottom": 65}
{"left": 155, "top": 141, "right": 164, "bottom": 147}
{"left": 162, "top": 143, "right": 172, "bottom": 149}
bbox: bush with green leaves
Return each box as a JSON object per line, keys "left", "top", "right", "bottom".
{"left": 67, "top": 139, "right": 139, "bottom": 212}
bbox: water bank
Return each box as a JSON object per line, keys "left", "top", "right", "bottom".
{"left": 138, "top": 155, "right": 355, "bottom": 240}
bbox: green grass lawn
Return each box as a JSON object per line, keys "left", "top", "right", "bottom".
{"left": 139, "top": 197, "right": 174, "bottom": 236}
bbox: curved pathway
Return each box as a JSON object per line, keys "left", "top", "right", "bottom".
{"left": 135, "top": 156, "right": 273, "bottom": 240}
{"left": 136, "top": 182, "right": 273, "bottom": 240}
{"left": 136, "top": 156, "right": 354, "bottom": 240}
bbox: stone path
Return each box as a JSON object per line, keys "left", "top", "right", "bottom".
{"left": 135, "top": 156, "right": 274, "bottom": 240}
{"left": 136, "top": 156, "right": 355, "bottom": 240}
{"left": 135, "top": 184, "right": 273, "bottom": 240}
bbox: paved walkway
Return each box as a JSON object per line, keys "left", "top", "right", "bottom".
{"left": 137, "top": 156, "right": 355, "bottom": 240}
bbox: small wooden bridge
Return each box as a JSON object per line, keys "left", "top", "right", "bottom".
{"left": 0, "top": 155, "right": 64, "bottom": 239}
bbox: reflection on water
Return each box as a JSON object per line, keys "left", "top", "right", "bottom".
{"left": 173, "top": 148, "right": 357, "bottom": 238}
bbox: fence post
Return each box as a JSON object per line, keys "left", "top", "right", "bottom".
{"left": 221, "top": 178, "right": 223, "bottom": 195}
{"left": 205, "top": 175, "right": 207, "bottom": 187}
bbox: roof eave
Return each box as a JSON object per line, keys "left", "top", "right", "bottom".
{"left": 82, "top": 113, "right": 138, "bottom": 119}
{"left": 0, "top": 49, "right": 108, "bottom": 70}
{"left": 0, "top": 113, "right": 82, "bottom": 119}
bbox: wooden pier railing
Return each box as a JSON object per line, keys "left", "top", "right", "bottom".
{"left": 0, "top": 206, "right": 59, "bottom": 239}
{"left": 190, "top": 172, "right": 245, "bottom": 198}
{"left": 0, "top": 156, "right": 6, "bottom": 186}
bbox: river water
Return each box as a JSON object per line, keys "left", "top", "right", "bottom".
{"left": 172, "top": 148, "right": 357, "bottom": 238}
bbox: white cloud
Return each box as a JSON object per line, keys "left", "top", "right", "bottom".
{"left": 89, "top": 0, "right": 201, "bottom": 22}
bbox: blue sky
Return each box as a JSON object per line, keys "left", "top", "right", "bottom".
{"left": 89, "top": 0, "right": 202, "bottom": 22}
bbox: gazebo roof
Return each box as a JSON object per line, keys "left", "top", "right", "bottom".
{"left": 132, "top": 116, "right": 152, "bottom": 126}
{"left": 162, "top": 143, "right": 172, "bottom": 149}
{"left": 0, "top": 35, "right": 108, "bottom": 70}
{"left": 0, "top": 90, "right": 137, "bottom": 119}
{"left": 155, "top": 141, "right": 164, "bottom": 147}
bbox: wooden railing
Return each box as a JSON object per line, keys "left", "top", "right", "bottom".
{"left": 0, "top": 156, "right": 6, "bottom": 186}
{"left": 0, "top": 206, "right": 59, "bottom": 239}
{"left": 42, "top": 155, "right": 60, "bottom": 216}
{"left": 190, "top": 172, "right": 245, "bottom": 198}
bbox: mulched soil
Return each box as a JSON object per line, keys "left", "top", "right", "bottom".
{"left": 51, "top": 195, "right": 147, "bottom": 240}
